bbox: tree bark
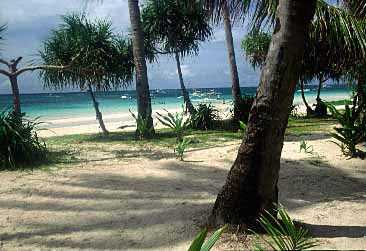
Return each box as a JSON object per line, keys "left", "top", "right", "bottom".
{"left": 357, "top": 76, "right": 366, "bottom": 105}
{"left": 87, "top": 83, "right": 109, "bottom": 135}
{"left": 300, "top": 80, "right": 314, "bottom": 116}
{"left": 128, "top": 0, "right": 154, "bottom": 136}
{"left": 209, "top": 0, "right": 316, "bottom": 226}
{"left": 9, "top": 75, "right": 21, "bottom": 117}
{"left": 175, "top": 52, "right": 196, "bottom": 115}
{"left": 223, "top": 0, "right": 241, "bottom": 120}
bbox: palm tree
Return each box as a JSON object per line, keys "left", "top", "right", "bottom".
{"left": 141, "top": 0, "right": 212, "bottom": 115}
{"left": 40, "top": 14, "right": 134, "bottom": 135}
{"left": 128, "top": 0, "right": 155, "bottom": 137}
{"left": 205, "top": 0, "right": 366, "bottom": 226}
{"left": 220, "top": 0, "right": 242, "bottom": 120}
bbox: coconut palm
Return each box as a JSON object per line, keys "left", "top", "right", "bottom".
{"left": 128, "top": 0, "right": 155, "bottom": 138}
{"left": 40, "top": 14, "right": 134, "bottom": 135}
{"left": 141, "top": 0, "right": 212, "bottom": 115}
{"left": 204, "top": 0, "right": 366, "bottom": 226}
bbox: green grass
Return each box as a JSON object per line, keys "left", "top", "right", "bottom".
{"left": 286, "top": 117, "right": 337, "bottom": 136}
{"left": 327, "top": 99, "right": 352, "bottom": 106}
{"left": 38, "top": 116, "right": 339, "bottom": 170}
{"left": 46, "top": 116, "right": 338, "bottom": 149}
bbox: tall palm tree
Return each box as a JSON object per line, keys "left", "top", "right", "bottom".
{"left": 222, "top": 0, "right": 242, "bottom": 120}
{"left": 141, "top": 0, "right": 212, "bottom": 115}
{"left": 40, "top": 14, "right": 134, "bottom": 135}
{"left": 205, "top": 0, "right": 366, "bottom": 226}
{"left": 128, "top": 0, "right": 155, "bottom": 137}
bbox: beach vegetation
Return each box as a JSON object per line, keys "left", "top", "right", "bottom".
{"left": 141, "top": 0, "right": 212, "bottom": 115}
{"left": 176, "top": 138, "right": 191, "bottom": 161}
{"left": 299, "top": 139, "right": 313, "bottom": 154}
{"left": 40, "top": 14, "right": 134, "bottom": 135}
{"left": 187, "top": 225, "right": 227, "bottom": 251}
{"left": 191, "top": 104, "right": 219, "bottom": 130}
{"left": 230, "top": 94, "right": 255, "bottom": 125}
{"left": 130, "top": 110, "right": 155, "bottom": 140}
{"left": 326, "top": 98, "right": 366, "bottom": 158}
{"left": 0, "top": 110, "right": 47, "bottom": 169}
{"left": 239, "top": 120, "right": 247, "bottom": 135}
{"left": 250, "top": 206, "right": 319, "bottom": 251}
{"left": 156, "top": 108, "right": 191, "bottom": 143}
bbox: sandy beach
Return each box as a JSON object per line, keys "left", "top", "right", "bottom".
{"left": 0, "top": 135, "right": 364, "bottom": 250}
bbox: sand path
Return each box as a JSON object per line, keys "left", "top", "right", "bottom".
{"left": 0, "top": 137, "right": 365, "bottom": 250}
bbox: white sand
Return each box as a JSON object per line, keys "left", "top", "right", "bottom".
{"left": 0, "top": 136, "right": 365, "bottom": 250}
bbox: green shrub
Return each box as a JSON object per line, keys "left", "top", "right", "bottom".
{"left": 191, "top": 104, "right": 219, "bottom": 130}
{"left": 188, "top": 225, "right": 227, "bottom": 251}
{"left": 175, "top": 138, "right": 190, "bottom": 161}
{"left": 326, "top": 99, "right": 366, "bottom": 157}
{"left": 157, "top": 108, "right": 190, "bottom": 142}
{"left": 251, "top": 206, "right": 318, "bottom": 251}
{"left": 0, "top": 111, "right": 47, "bottom": 169}
{"left": 239, "top": 120, "right": 247, "bottom": 135}
{"left": 232, "top": 94, "right": 255, "bottom": 123}
{"left": 129, "top": 110, "right": 154, "bottom": 140}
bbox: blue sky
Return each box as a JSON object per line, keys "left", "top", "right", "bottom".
{"left": 0, "top": 0, "right": 260, "bottom": 94}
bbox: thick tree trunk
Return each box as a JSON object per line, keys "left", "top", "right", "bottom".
{"left": 222, "top": 0, "right": 241, "bottom": 120}
{"left": 88, "top": 83, "right": 109, "bottom": 135}
{"left": 300, "top": 80, "right": 314, "bottom": 116}
{"left": 209, "top": 0, "right": 316, "bottom": 226}
{"left": 128, "top": 0, "right": 154, "bottom": 136}
{"left": 316, "top": 77, "right": 323, "bottom": 101}
{"left": 175, "top": 52, "right": 196, "bottom": 115}
{"left": 9, "top": 75, "right": 21, "bottom": 117}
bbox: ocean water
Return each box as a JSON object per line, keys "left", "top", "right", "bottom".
{"left": 0, "top": 85, "right": 353, "bottom": 120}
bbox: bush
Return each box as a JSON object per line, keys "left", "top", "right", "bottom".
{"left": 251, "top": 206, "right": 318, "bottom": 251}
{"left": 232, "top": 95, "right": 255, "bottom": 123}
{"left": 129, "top": 110, "right": 154, "bottom": 140}
{"left": 156, "top": 108, "right": 190, "bottom": 142}
{"left": 326, "top": 98, "right": 366, "bottom": 158}
{"left": 191, "top": 104, "right": 219, "bottom": 130}
{"left": 0, "top": 111, "right": 47, "bottom": 169}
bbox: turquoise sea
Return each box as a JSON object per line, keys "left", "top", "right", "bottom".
{"left": 0, "top": 85, "right": 353, "bottom": 120}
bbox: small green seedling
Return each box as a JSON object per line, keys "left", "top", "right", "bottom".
{"left": 300, "top": 139, "right": 313, "bottom": 154}
{"left": 176, "top": 138, "right": 191, "bottom": 161}
{"left": 187, "top": 225, "right": 227, "bottom": 251}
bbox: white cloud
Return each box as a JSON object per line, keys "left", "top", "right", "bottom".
{"left": 179, "top": 65, "right": 195, "bottom": 78}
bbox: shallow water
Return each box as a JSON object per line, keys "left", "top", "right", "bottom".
{"left": 0, "top": 85, "right": 352, "bottom": 120}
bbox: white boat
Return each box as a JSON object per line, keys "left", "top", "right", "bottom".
{"left": 121, "top": 95, "right": 131, "bottom": 99}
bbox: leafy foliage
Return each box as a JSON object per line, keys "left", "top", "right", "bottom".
{"left": 187, "top": 225, "right": 227, "bottom": 251}
{"left": 251, "top": 206, "right": 319, "bottom": 251}
{"left": 232, "top": 95, "right": 255, "bottom": 124}
{"left": 239, "top": 120, "right": 247, "bottom": 135}
{"left": 241, "top": 31, "right": 271, "bottom": 70}
{"left": 156, "top": 108, "right": 190, "bottom": 142}
{"left": 299, "top": 139, "right": 314, "bottom": 154}
{"left": 141, "top": 0, "right": 212, "bottom": 57}
{"left": 191, "top": 104, "right": 219, "bottom": 130}
{"left": 40, "top": 13, "right": 134, "bottom": 91}
{"left": 130, "top": 110, "right": 154, "bottom": 141}
{"left": 326, "top": 98, "right": 366, "bottom": 157}
{"left": 0, "top": 110, "right": 47, "bottom": 169}
{"left": 176, "top": 138, "right": 191, "bottom": 161}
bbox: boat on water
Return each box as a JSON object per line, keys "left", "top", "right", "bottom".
{"left": 120, "top": 95, "right": 131, "bottom": 100}
{"left": 192, "top": 90, "right": 205, "bottom": 97}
